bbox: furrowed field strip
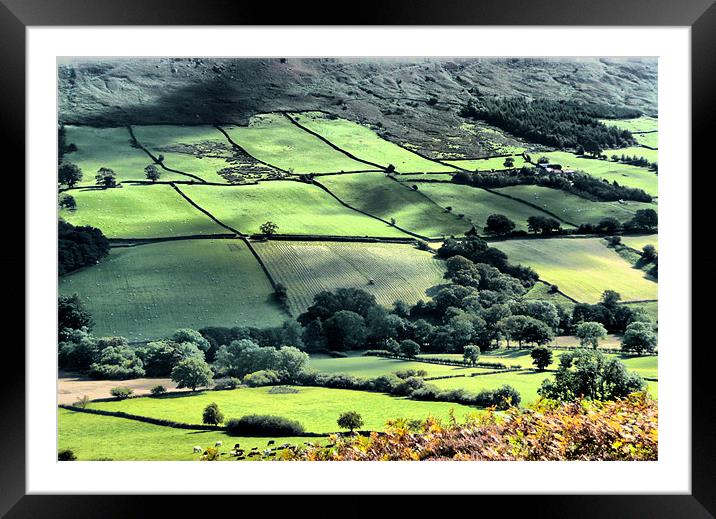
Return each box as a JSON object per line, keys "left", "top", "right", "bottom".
{"left": 252, "top": 240, "right": 447, "bottom": 316}
{"left": 59, "top": 239, "right": 287, "bottom": 341}
{"left": 494, "top": 237, "right": 658, "bottom": 303}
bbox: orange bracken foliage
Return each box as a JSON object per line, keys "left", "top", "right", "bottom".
{"left": 279, "top": 392, "right": 657, "bottom": 461}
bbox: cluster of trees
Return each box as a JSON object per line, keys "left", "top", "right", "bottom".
{"left": 459, "top": 98, "right": 638, "bottom": 150}
{"left": 453, "top": 167, "right": 653, "bottom": 203}
{"left": 58, "top": 221, "right": 110, "bottom": 276}
{"left": 569, "top": 290, "right": 653, "bottom": 335}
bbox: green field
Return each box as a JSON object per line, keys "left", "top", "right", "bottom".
{"left": 430, "top": 371, "right": 553, "bottom": 405}
{"left": 310, "top": 353, "right": 491, "bottom": 378}
{"left": 293, "top": 112, "right": 457, "bottom": 173}
{"left": 59, "top": 239, "right": 286, "bottom": 340}
{"left": 634, "top": 132, "right": 658, "bottom": 148}
{"left": 621, "top": 234, "right": 658, "bottom": 252}
{"left": 539, "top": 151, "right": 658, "bottom": 196}
{"left": 131, "top": 125, "right": 241, "bottom": 183}
{"left": 88, "top": 385, "right": 478, "bottom": 434}
{"left": 396, "top": 173, "right": 455, "bottom": 182}
{"left": 444, "top": 156, "right": 528, "bottom": 172}
{"left": 494, "top": 237, "right": 658, "bottom": 303}
{"left": 180, "top": 182, "right": 408, "bottom": 237}
{"left": 523, "top": 282, "right": 576, "bottom": 310}
{"left": 415, "top": 182, "right": 576, "bottom": 232}
{"left": 60, "top": 184, "right": 225, "bottom": 239}
{"left": 600, "top": 116, "right": 658, "bottom": 133}
{"left": 604, "top": 146, "right": 658, "bottom": 164}
{"left": 221, "top": 114, "right": 368, "bottom": 174}
{"left": 63, "top": 126, "right": 187, "bottom": 187}
{"left": 58, "top": 408, "right": 312, "bottom": 461}
{"left": 319, "top": 173, "right": 471, "bottom": 238}
{"left": 253, "top": 241, "right": 447, "bottom": 316}
{"left": 494, "top": 185, "right": 656, "bottom": 225}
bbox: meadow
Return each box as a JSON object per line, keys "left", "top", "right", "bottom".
{"left": 444, "top": 156, "right": 529, "bottom": 172}
{"left": 621, "top": 233, "right": 658, "bottom": 252}
{"left": 634, "top": 132, "right": 658, "bottom": 148}
{"left": 494, "top": 185, "right": 657, "bottom": 226}
{"left": 59, "top": 184, "right": 225, "bottom": 239}
{"left": 253, "top": 241, "right": 447, "bottom": 316}
{"left": 415, "top": 182, "right": 576, "bottom": 231}
{"left": 220, "top": 114, "right": 369, "bottom": 174}
{"left": 131, "top": 125, "right": 239, "bottom": 183}
{"left": 59, "top": 239, "right": 286, "bottom": 340}
{"left": 604, "top": 146, "right": 658, "bottom": 164}
{"left": 180, "top": 181, "right": 408, "bottom": 237}
{"left": 293, "top": 111, "right": 457, "bottom": 173}
{"left": 87, "top": 385, "right": 478, "bottom": 434}
{"left": 58, "top": 408, "right": 312, "bottom": 461}
{"left": 538, "top": 151, "right": 658, "bottom": 196}
{"left": 494, "top": 237, "right": 658, "bottom": 303}
{"left": 600, "top": 116, "right": 658, "bottom": 133}
{"left": 319, "top": 173, "right": 471, "bottom": 238}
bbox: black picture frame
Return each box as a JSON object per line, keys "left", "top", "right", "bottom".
{"left": 3, "top": 0, "right": 714, "bottom": 516}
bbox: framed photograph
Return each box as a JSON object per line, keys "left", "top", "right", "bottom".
{"left": 5, "top": 0, "right": 715, "bottom": 515}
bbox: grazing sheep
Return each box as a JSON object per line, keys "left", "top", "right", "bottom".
{"left": 279, "top": 443, "right": 290, "bottom": 449}
{"left": 234, "top": 443, "right": 241, "bottom": 450}
{"left": 251, "top": 446, "right": 259, "bottom": 451}
{"left": 193, "top": 446, "right": 202, "bottom": 453}
{"left": 263, "top": 449, "right": 272, "bottom": 456}
{"left": 236, "top": 456, "right": 245, "bottom": 460}
{"left": 267, "top": 440, "right": 275, "bottom": 446}
{"left": 215, "top": 441, "right": 223, "bottom": 447}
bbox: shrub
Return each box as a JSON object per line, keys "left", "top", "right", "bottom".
{"left": 213, "top": 377, "right": 241, "bottom": 390}
{"left": 150, "top": 385, "right": 167, "bottom": 396}
{"left": 225, "top": 415, "right": 305, "bottom": 436}
{"left": 243, "top": 369, "right": 281, "bottom": 387}
{"left": 394, "top": 369, "right": 428, "bottom": 379}
{"left": 266, "top": 386, "right": 299, "bottom": 394}
{"left": 110, "top": 387, "right": 133, "bottom": 399}
{"left": 202, "top": 402, "right": 225, "bottom": 425}
{"left": 58, "top": 449, "right": 77, "bottom": 461}
{"left": 73, "top": 395, "right": 91, "bottom": 408}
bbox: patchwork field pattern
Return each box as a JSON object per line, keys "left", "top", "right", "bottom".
{"left": 60, "top": 184, "right": 225, "bottom": 239}
{"left": 253, "top": 240, "right": 447, "bottom": 316}
{"left": 538, "top": 151, "right": 658, "bottom": 196}
{"left": 493, "top": 237, "right": 658, "bottom": 303}
{"left": 293, "top": 111, "right": 457, "bottom": 173}
{"left": 63, "top": 126, "right": 187, "bottom": 186}
{"left": 319, "top": 173, "right": 471, "bottom": 238}
{"left": 221, "top": 114, "right": 369, "bottom": 174}
{"left": 59, "top": 239, "right": 286, "bottom": 341}
{"left": 415, "top": 182, "right": 576, "bottom": 231}
{"left": 494, "top": 185, "right": 657, "bottom": 225}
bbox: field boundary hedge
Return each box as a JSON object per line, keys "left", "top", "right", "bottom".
{"left": 366, "top": 352, "right": 522, "bottom": 371}
{"left": 214, "top": 125, "right": 291, "bottom": 174}
{"left": 59, "top": 404, "right": 225, "bottom": 430}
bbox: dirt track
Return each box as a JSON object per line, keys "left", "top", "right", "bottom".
{"left": 57, "top": 373, "right": 185, "bottom": 404}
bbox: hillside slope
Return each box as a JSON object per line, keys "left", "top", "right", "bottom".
{"left": 58, "top": 57, "right": 657, "bottom": 158}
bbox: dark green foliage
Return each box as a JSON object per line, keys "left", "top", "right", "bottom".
{"left": 538, "top": 349, "right": 646, "bottom": 401}
{"left": 323, "top": 310, "right": 368, "bottom": 350}
{"left": 59, "top": 193, "right": 76, "bottom": 210}
{"left": 460, "top": 97, "right": 637, "bottom": 150}
{"left": 453, "top": 167, "right": 652, "bottom": 203}
{"left": 95, "top": 167, "right": 117, "bottom": 188}
{"left": 142, "top": 340, "right": 204, "bottom": 377}
{"left": 621, "top": 322, "right": 657, "bottom": 355}
{"left": 58, "top": 449, "right": 77, "bottom": 461}
{"left": 337, "top": 411, "right": 364, "bottom": 432}
{"left": 484, "top": 214, "right": 516, "bottom": 235}
{"left": 527, "top": 216, "right": 562, "bottom": 235}
{"left": 170, "top": 357, "right": 213, "bottom": 391}
{"left": 225, "top": 415, "right": 305, "bottom": 436}
{"left": 213, "top": 340, "right": 308, "bottom": 379}
{"left": 627, "top": 208, "right": 658, "bottom": 231}
{"left": 213, "top": 377, "right": 241, "bottom": 390}
{"left": 243, "top": 369, "right": 282, "bottom": 387}
{"left": 58, "top": 221, "right": 110, "bottom": 276}
{"left": 110, "top": 386, "right": 134, "bottom": 399}
{"left": 150, "top": 385, "right": 167, "bottom": 396}
{"left": 398, "top": 339, "right": 420, "bottom": 357}
{"left": 58, "top": 162, "right": 83, "bottom": 187}
{"left": 90, "top": 345, "right": 145, "bottom": 380}
{"left": 531, "top": 346, "right": 553, "bottom": 371}
{"left": 202, "top": 402, "right": 224, "bottom": 425}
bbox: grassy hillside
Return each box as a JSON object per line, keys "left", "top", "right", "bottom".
{"left": 415, "top": 182, "right": 576, "bottom": 231}
{"left": 634, "top": 132, "right": 658, "bottom": 148}
{"left": 62, "top": 126, "right": 186, "bottom": 186}
{"left": 179, "top": 182, "right": 407, "bottom": 237}
{"left": 621, "top": 234, "right": 658, "bottom": 252}
{"left": 59, "top": 184, "right": 225, "bottom": 239}
{"left": 444, "top": 156, "right": 529, "bottom": 172}
{"left": 221, "top": 114, "right": 369, "bottom": 173}
{"left": 604, "top": 146, "right": 658, "bottom": 164}
{"left": 600, "top": 116, "right": 658, "bottom": 133}
{"left": 292, "top": 111, "right": 456, "bottom": 173}
{"left": 494, "top": 237, "right": 658, "bottom": 303}
{"left": 59, "top": 239, "right": 286, "bottom": 340}
{"left": 253, "top": 240, "right": 447, "bottom": 316}
{"left": 494, "top": 185, "right": 656, "bottom": 225}
{"left": 319, "top": 173, "right": 471, "bottom": 238}
{"left": 538, "top": 151, "right": 658, "bottom": 195}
